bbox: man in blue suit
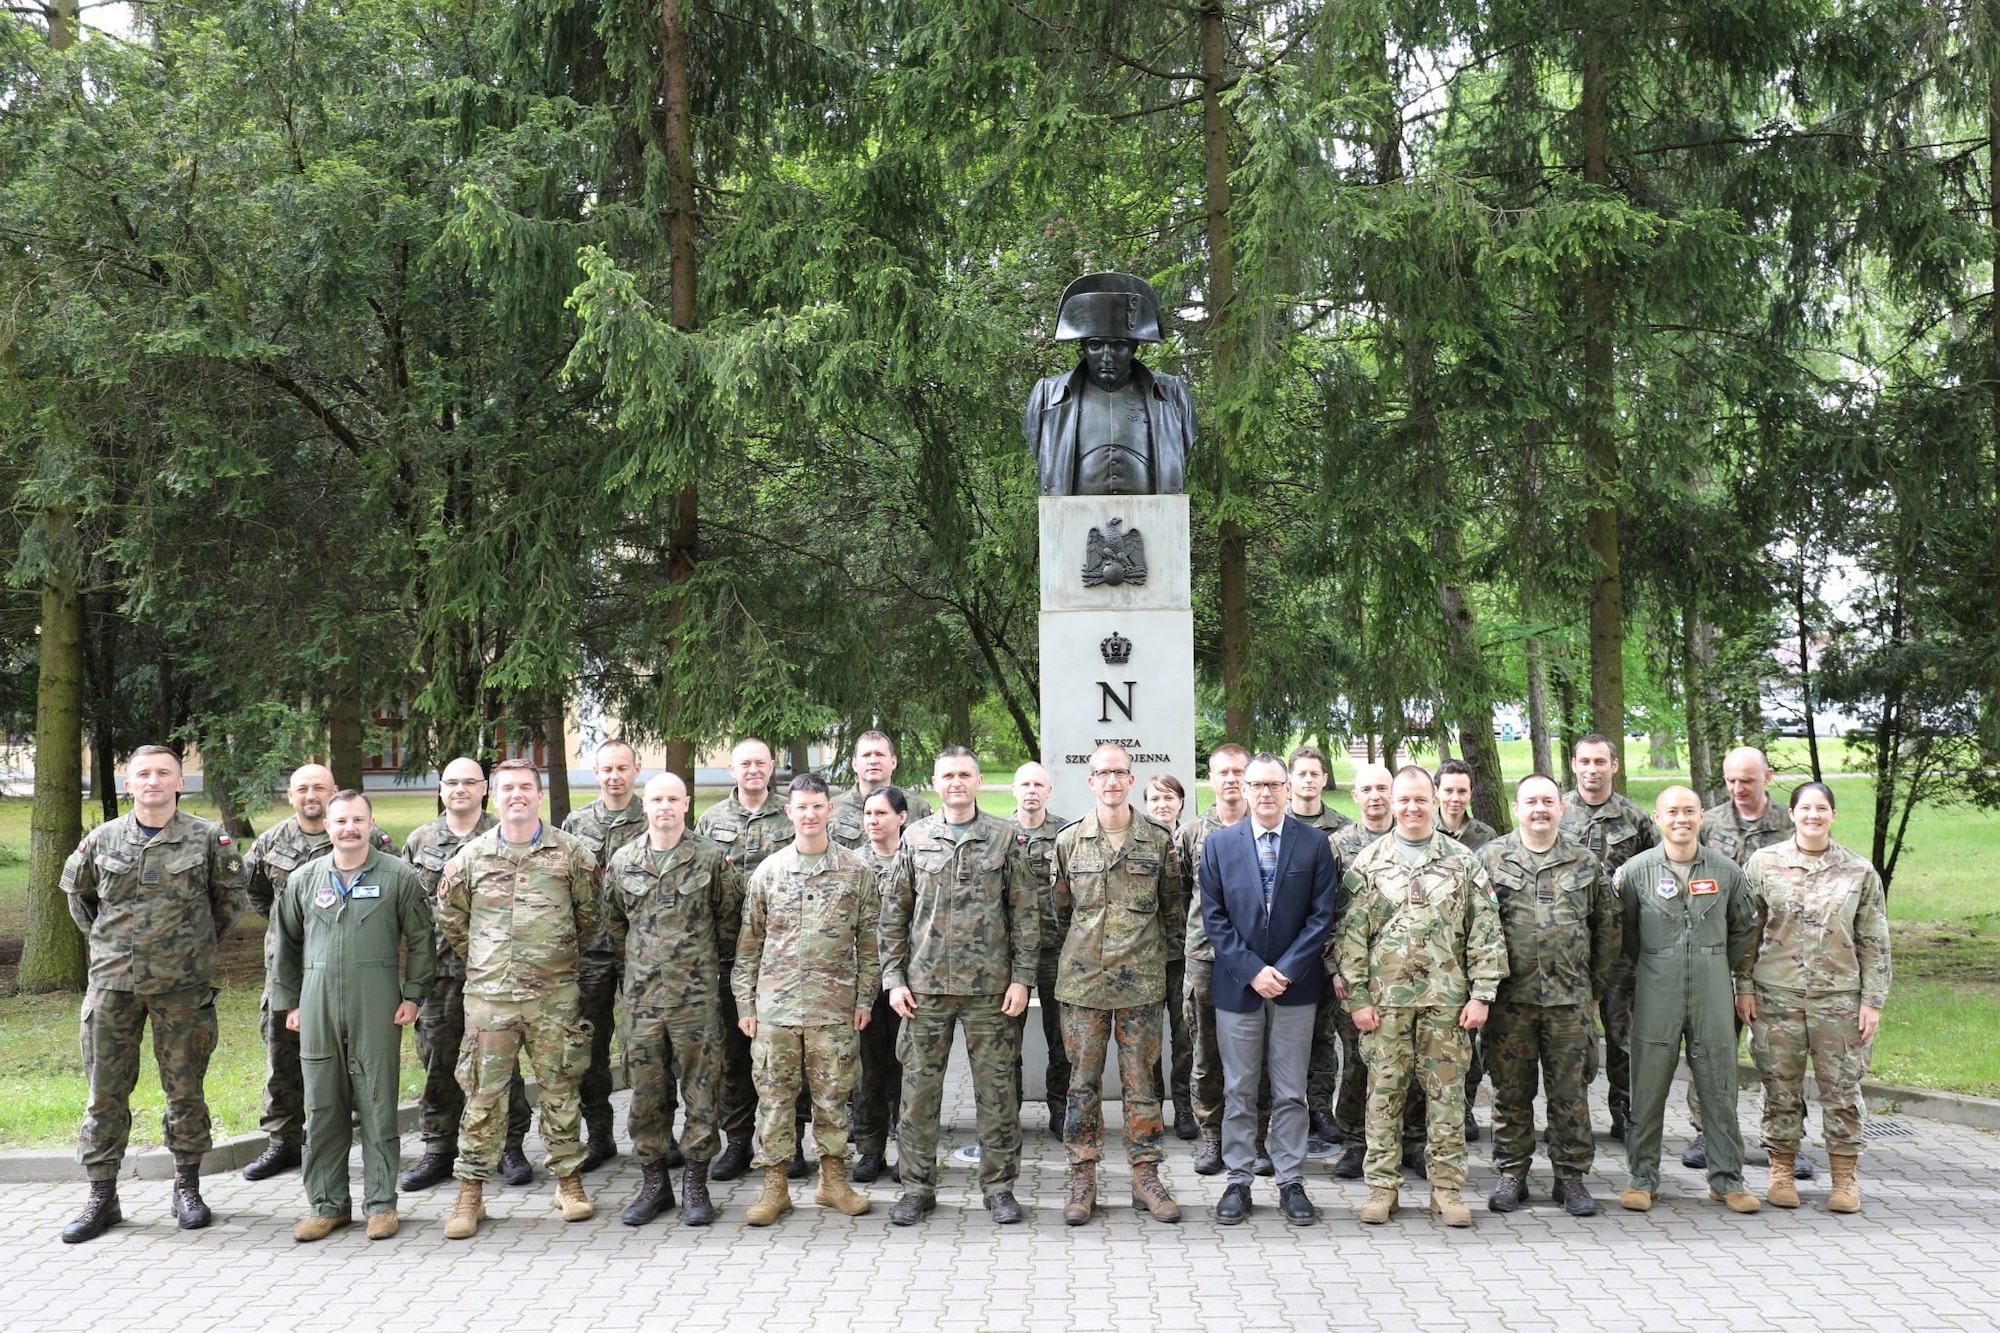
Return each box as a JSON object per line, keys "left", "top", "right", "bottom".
{"left": 1200, "top": 751, "right": 1340, "bottom": 1224}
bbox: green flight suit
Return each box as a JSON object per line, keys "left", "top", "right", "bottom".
{"left": 1616, "top": 846, "right": 1759, "bottom": 1196}
{"left": 272, "top": 850, "right": 437, "bottom": 1221}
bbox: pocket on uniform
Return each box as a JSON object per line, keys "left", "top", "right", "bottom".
{"left": 560, "top": 1019, "right": 595, "bottom": 1080}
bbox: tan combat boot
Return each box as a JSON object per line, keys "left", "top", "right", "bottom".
{"left": 815, "top": 1156, "right": 871, "bottom": 1217}
{"left": 1619, "top": 1186, "right": 1653, "bottom": 1212}
{"left": 443, "top": 1180, "right": 485, "bottom": 1240}
{"left": 1708, "top": 1187, "right": 1762, "bottom": 1213}
{"left": 744, "top": 1166, "right": 794, "bottom": 1226}
{"left": 365, "top": 1211, "right": 399, "bottom": 1240}
{"left": 1827, "top": 1153, "right": 1860, "bottom": 1214}
{"left": 1130, "top": 1162, "right": 1181, "bottom": 1224}
{"left": 554, "top": 1172, "right": 594, "bottom": 1222}
{"left": 1062, "top": 1163, "right": 1097, "bottom": 1226}
{"left": 1429, "top": 1188, "right": 1472, "bottom": 1228}
{"left": 292, "top": 1213, "right": 351, "bottom": 1243}
{"left": 1766, "top": 1149, "right": 1800, "bottom": 1209}
{"left": 1359, "top": 1186, "right": 1398, "bottom": 1224}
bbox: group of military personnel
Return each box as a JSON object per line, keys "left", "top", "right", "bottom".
{"left": 53, "top": 726, "right": 1888, "bottom": 1241}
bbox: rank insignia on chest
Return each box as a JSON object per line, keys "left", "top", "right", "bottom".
{"left": 1689, "top": 879, "right": 1719, "bottom": 896}
{"left": 1656, "top": 877, "right": 1679, "bottom": 899}
{"left": 353, "top": 885, "right": 381, "bottom": 900}
{"left": 314, "top": 881, "right": 339, "bottom": 909}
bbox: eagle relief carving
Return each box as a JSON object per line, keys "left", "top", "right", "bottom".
{"left": 1082, "top": 517, "right": 1148, "bottom": 587}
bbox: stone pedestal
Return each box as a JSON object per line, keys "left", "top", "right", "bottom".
{"left": 1038, "top": 495, "right": 1198, "bottom": 818}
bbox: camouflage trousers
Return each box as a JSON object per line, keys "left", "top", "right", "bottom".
{"left": 751, "top": 1021, "right": 857, "bottom": 1170}
{"left": 455, "top": 990, "right": 592, "bottom": 1182}
{"left": 1751, "top": 991, "right": 1873, "bottom": 1156}
{"left": 1013, "top": 946, "right": 1069, "bottom": 1116}
{"left": 415, "top": 973, "right": 529, "bottom": 1155}
{"left": 1358, "top": 1006, "right": 1471, "bottom": 1190}
{"left": 898, "top": 993, "right": 1022, "bottom": 1196}
{"left": 851, "top": 990, "right": 902, "bottom": 1157}
{"left": 1060, "top": 1002, "right": 1166, "bottom": 1168}
{"left": 1149, "top": 957, "right": 1193, "bottom": 1111}
{"left": 576, "top": 950, "right": 622, "bottom": 1138}
{"left": 715, "top": 976, "right": 757, "bottom": 1144}
{"left": 1187, "top": 962, "right": 1269, "bottom": 1138}
{"left": 1602, "top": 955, "right": 1634, "bottom": 1105}
{"left": 624, "top": 1001, "right": 723, "bottom": 1166}
{"left": 1485, "top": 1001, "right": 1594, "bottom": 1179}
{"left": 257, "top": 984, "right": 305, "bottom": 1145}
{"left": 79, "top": 985, "right": 217, "bottom": 1179}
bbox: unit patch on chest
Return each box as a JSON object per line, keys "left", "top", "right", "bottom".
{"left": 1689, "top": 879, "right": 1719, "bottom": 896}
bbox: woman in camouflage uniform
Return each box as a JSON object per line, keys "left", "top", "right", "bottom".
{"left": 1144, "top": 775, "right": 1186, "bottom": 829}
{"left": 851, "top": 787, "right": 910, "bottom": 1183}
{"left": 1745, "top": 782, "right": 1890, "bottom": 1214}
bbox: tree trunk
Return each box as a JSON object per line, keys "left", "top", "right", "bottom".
{"left": 92, "top": 724, "right": 116, "bottom": 824}
{"left": 20, "top": 523, "right": 88, "bottom": 993}
{"left": 1795, "top": 548, "right": 1824, "bottom": 782}
{"left": 1555, "top": 667, "right": 1580, "bottom": 771}
{"left": 946, "top": 691, "right": 973, "bottom": 751}
{"left": 1681, "top": 604, "right": 1722, "bottom": 800}
{"left": 328, "top": 660, "right": 366, "bottom": 792}
{"left": 659, "top": 0, "right": 700, "bottom": 788}
{"left": 47, "top": 0, "right": 78, "bottom": 50}
{"left": 1984, "top": 41, "right": 2000, "bottom": 767}
{"left": 1525, "top": 637, "right": 1553, "bottom": 777}
{"left": 544, "top": 691, "right": 572, "bottom": 826}
{"left": 788, "top": 738, "right": 811, "bottom": 779}
{"left": 1580, "top": 39, "right": 1625, "bottom": 787}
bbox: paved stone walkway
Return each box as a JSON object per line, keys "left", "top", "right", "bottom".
{"left": 4, "top": 1067, "right": 1996, "bottom": 1332}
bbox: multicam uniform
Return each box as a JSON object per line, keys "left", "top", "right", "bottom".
{"left": 1561, "top": 790, "right": 1658, "bottom": 1117}
{"left": 696, "top": 794, "right": 796, "bottom": 1149}
{"left": 562, "top": 798, "right": 648, "bottom": 1145}
{"left": 1746, "top": 838, "right": 1891, "bottom": 1157}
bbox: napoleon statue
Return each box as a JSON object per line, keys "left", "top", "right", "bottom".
{"left": 1024, "top": 272, "right": 1195, "bottom": 496}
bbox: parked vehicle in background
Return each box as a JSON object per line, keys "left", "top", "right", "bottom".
{"left": 1759, "top": 687, "right": 1864, "bottom": 739}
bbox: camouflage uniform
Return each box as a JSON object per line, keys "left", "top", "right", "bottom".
{"left": 1335, "top": 835, "right": 1508, "bottom": 1191}
{"left": 1688, "top": 798, "right": 1794, "bottom": 1132}
{"left": 1180, "top": 807, "right": 1250, "bottom": 1137}
{"left": 1440, "top": 817, "right": 1499, "bottom": 1107}
{"left": 437, "top": 825, "right": 599, "bottom": 1182}
{"left": 560, "top": 797, "right": 648, "bottom": 1142}
{"left": 1561, "top": 790, "right": 1659, "bottom": 1110}
{"left": 1311, "top": 822, "right": 1395, "bottom": 1146}
{"left": 731, "top": 843, "right": 880, "bottom": 1169}
{"left": 1746, "top": 838, "right": 1891, "bottom": 1156}
{"left": 828, "top": 786, "right": 933, "bottom": 850}
{"left": 695, "top": 794, "right": 795, "bottom": 1147}
{"left": 402, "top": 812, "right": 530, "bottom": 1157}
{"left": 851, "top": 847, "right": 906, "bottom": 1159}
{"left": 881, "top": 810, "right": 1039, "bottom": 1199}
{"left": 1010, "top": 812, "right": 1070, "bottom": 1123}
{"left": 1291, "top": 803, "right": 1353, "bottom": 837}
{"left": 604, "top": 834, "right": 742, "bottom": 1167}
{"left": 246, "top": 816, "right": 392, "bottom": 1148}
{"left": 63, "top": 810, "right": 248, "bottom": 1179}
{"left": 1479, "top": 834, "right": 1617, "bottom": 1182}
{"left": 1052, "top": 810, "right": 1182, "bottom": 1169}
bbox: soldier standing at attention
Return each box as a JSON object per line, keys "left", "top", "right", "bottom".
{"left": 604, "top": 773, "right": 741, "bottom": 1227}
{"left": 1616, "top": 786, "right": 1762, "bottom": 1215}
{"left": 881, "top": 747, "right": 1039, "bottom": 1227}
{"left": 60, "top": 744, "right": 248, "bottom": 1244}
{"left": 1684, "top": 745, "right": 1809, "bottom": 1178}
{"left": 562, "top": 738, "right": 649, "bottom": 1172}
{"left": 273, "top": 791, "right": 436, "bottom": 1242}
{"left": 696, "top": 737, "right": 796, "bottom": 1181}
{"left": 852, "top": 786, "right": 912, "bottom": 1184}
{"left": 1053, "top": 742, "right": 1186, "bottom": 1226}
{"left": 1481, "top": 774, "right": 1617, "bottom": 1218}
{"left": 1322, "top": 763, "right": 1400, "bottom": 1179}
{"left": 242, "top": 763, "right": 391, "bottom": 1183}
{"left": 731, "top": 774, "right": 879, "bottom": 1226}
{"left": 1010, "top": 762, "right": 1070, "bottom": 1138}
{"left": 1560, "top": 733, "right": 1659, "bottom": 1141}
{"left": 436, "top": 758, "right": 600, "bottom": 1239}
{"left": 1337, "top": 766, "right": 1507, "bottom": 1228}
{"left": 829, "top": 730, "right": 932, "bottom": 849}
{"left": 1436, "top": 758, "right": 1497, "bottom": 1145}
{"left": 1182, "top": 744, "right": 1253, "bottom": 1175}
{"left": 1287, "top": 746, "right": 1352, "bottom": 836}
{"left": 398, "top": 758, "right": 532, "bottom": 1193}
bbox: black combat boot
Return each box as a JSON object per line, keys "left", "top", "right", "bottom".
{"left": 1332, "top": 1143, "right": 1365, "bottom": 1179}
{"left": 1047, "top": 1102, "right": 1066, "bottom": 1140}
{"left": 582, "top": 1125, "right": 619, "bottom": 1173}
{"left": 241, "top": 1139, "right": 301, "bottom": 1181}
{"left": 709, "top": 1136, "right": 752, "bottom": 1182}
{"left": 681, "top": 1161, "right": 715, "bottom": 1227}
{"left": 499, "top": 1144, "right": 534, "bottom": 1186}
{"left": 1173, "top": 1103, "right": 1198, "bottom": 1141}
{"left": 398, "top": 1151, "right": 455, "bottom": 1192}
{"left": 619, "top": 1163, "right": 675, "bottom": 1226}
{"left": 171, "top": 1163, "right": 212, "bottom": 1230}
{"left": 1681, "top": 1134, "right": 1707, "bottom": 1170}
{"left": 1464, "top": 1107, "right": 1481, "bottom": 1142}
{"left": 61, "top": 1180, "right": 122, "bottom": 1244}
{"left": 1609, "top": 1095, "right": 1630, "bottom": 1142}
{"left": 1309, "top": 1109, "right": 1341, "bottom": 1149}
{"left": 853, "top": 1150, "right": 886, "bottom": 1184}
{"left": 664, "top": 1136, "right": 685, "bottom": 1170}
{"left": 786, "top": 1139, "right": 812, "bottom": 1180}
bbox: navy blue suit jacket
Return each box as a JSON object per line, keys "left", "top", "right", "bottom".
{"left": 1200, "top": 814, "right": 1340, "bottom": 1014}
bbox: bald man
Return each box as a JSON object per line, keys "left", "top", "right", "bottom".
{"left": 244, "top": 763, "right": 393, "bottom": 1180}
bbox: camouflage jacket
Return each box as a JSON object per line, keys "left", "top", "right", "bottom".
{"left": 1179, "top": 806, "right": 1246, "bottom": 964}
{"left": 401, "top": 811, "right": 497, "bottom": 978}
{"left": 1336, "top": 834, "right": 1508, "bottom": 1011}
{"left": 829, "top": 785, "right": 934, "bottom": 850}
{"left": 1010, "top": 811, "right": 1070, "bottom": 952}
{"left": 562, "top": 797, "right": 648, "bottom": 956}
{"left": 1700, "top": 799, "right": 1794, "bottom": 867}
{"left": 1615, "top": 845, "right": 1760, "bottom": 995}
{"left": 1560, "top": 790, "right": 1659, "bottom": 875}
{"left": 602, "top": 833, "right": 742, "bottom": 1011}
{"left": 1439, "top": 815, "right": 1498, "bottom": 852}
{"left": 880, "top": 810, "right": 1040, "bottom": 997}
{"left": 696, "top": 793, "right": 795, "bottom": 957}
{"left": 437, "top": 824, "right": 599, "bottom": 1001}
{"left": 1321, "top": 822, "right": 1393, "bottom": 974}
{"left": 732, "top": 842, "right": 881, "bottom": 1027}
{"left": 248, "top": 815, "right": 393, "bottom": 977}
{"left": 1479, "top": 833, "right": 1618, "bottom": 1008}
{"left": 271, "top": 849, "right": 438, "bottom": 1011}
{"left": 1052, "top": 809, "right": 1184, "bottom": 1008}
{"left": 1746, "top": 838, "right": 1892, "bottom": 1009}
{"left": 1290, "top": 803, "right": 1353, "bottom": 836}
{"left": 63, "top": 809, "right": 248, "bottom": 993}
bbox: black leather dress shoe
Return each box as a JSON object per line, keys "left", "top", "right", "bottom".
{"left": 1216, "top": 1182, "right": 1252, "bottom": 1225}
{"left": 1278, "top": 1182, "right": 1316, "bottom": 1225}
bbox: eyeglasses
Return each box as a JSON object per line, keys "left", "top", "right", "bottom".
{"left": 1246, "top": 781, "right": 1288, "bottom": 792}
{"left": 1089, "top": 768, "right": 1133, "bottom": 780}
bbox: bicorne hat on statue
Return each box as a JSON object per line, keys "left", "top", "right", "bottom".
{"left": 1053, "top": 272, "right": 1164, "bottom": 343}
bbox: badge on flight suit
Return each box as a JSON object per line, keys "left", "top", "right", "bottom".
{"left": 314, "top": 880, "right": 338, "bottom": 909}
{"left": 1689, "top": 879, "right": 1719, "bottom": 896}
{"left": 1656, "top": 875, "right": 1679, "bottom": 899}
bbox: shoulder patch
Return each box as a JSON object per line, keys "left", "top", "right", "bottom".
{"left": 217, "top": 834, "right": 232, "bottom": 845}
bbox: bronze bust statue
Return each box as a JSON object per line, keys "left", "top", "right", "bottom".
{"left": 1023, "top": 272, "right": 1195, "bottom": 497}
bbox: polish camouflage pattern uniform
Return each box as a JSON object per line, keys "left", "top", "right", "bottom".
{"left": 1179, "top": 806, "right": 1246, "bottom": 1138}
{"left": 1560, "top": 790, "right": 1659, "bottom": 1108}
{"left": 560, "top": 797, "right": 648, "bottom": 1143}
{"left": 1689, "top": 798, "right": 1794, "bottom": 1131}
{"left": 1746, "top": 838, "right": 1891, "bottom": 1157}
{"left": 881, "top": 810, "right": 1040, "bottom": 1200}
{"left": 696, "top": 794, "right": 795, "bottom": 1147}
{"left": 1336, "top": 834, "right": 1508, "bottom": 1191}
{"left": 851, "top": 846, "right": 907, "bottom": 1160}
{"left": 604, "top": 833, "right": 742, "bottom": 1167}
{"left": 246, "top": 816, "right": 392, "bottom": 1149}
{"left": 1478, "top": 833, "right": 1617, "bottom": 1182}
{"left": 402, "top": 811, "right": 529, "bottom": 1157}
{"left": 1052, "top": 810, "right": 1183, "bottom": 1169}
{"left": 437, "top": 826, "right": 599, "bottom": 1182}
{"left": 63, "top": 809, "right": 248, "bottom": 1179}
{"left": 731, "top": 843, "right": 880, "bottom": 1170}
{"left": 1010, "top": 812, "right": 1070, "bottom": 1124}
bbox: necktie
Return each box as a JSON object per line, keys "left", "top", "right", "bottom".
{"left": 1258, "top": 830, "right": 1278, "bottom": 905}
